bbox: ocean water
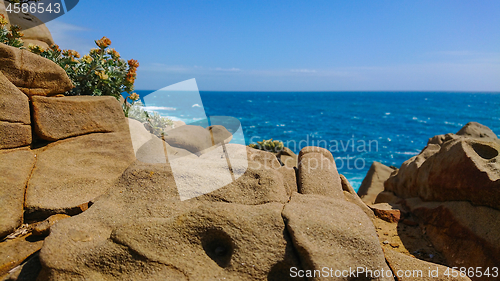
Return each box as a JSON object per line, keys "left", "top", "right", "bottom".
{"left": 136, "top": 91, "right": 500, "bottom": 191}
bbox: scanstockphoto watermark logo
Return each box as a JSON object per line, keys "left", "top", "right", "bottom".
{"left": 2, "top": 0, "right": 79, "bottom": 25}
{"left": 249, "top": 134, "right": 379, "bottom": 170}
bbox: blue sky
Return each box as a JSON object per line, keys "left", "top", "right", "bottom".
{"left": 46, "top": 0, "right": 500, "bottom": 91}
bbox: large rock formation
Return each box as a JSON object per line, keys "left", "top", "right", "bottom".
{"left": 0, "top": 43, "right": 73, "bottom": 96}
{"left": 0, "top": 1, "right": 55, "bottom": 49}
{"left": 382, "top": 122, "right": 500, "bottom": 280}
{"left": 357, "top": 161, "right": 396, "bottom": 205}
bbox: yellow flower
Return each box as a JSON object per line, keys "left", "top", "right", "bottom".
{"left": 95, "top": 36, "right": 112, "bottom": 48}
{"left": 81, "top": 55, "right": 92, "bottom": 64}
{"left": 129, "top": 92, "right": 140, "bottom": 101}
{"left": 95, "top": 70, "right": 108, "bottom": 80}
{"left": 0, "top": 14, "right": 8, "bottom": 26}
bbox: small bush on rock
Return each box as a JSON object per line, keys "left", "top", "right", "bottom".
{"left": 0, "top": 14, "right": 23, "bottom": 47}
{"left": 249, "top": 139, "right": 284, "bottom": 153}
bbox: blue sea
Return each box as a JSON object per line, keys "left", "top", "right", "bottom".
{"left": 136, "top": 91, "right": 500, "bottom": 191}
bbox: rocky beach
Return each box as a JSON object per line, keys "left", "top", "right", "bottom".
{"left": 1, "top": 7, "right": 500, "bottom": 281}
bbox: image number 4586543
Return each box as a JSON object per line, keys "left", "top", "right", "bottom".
{"left": 2, "top": 0, "right": 79, "bottom": 24}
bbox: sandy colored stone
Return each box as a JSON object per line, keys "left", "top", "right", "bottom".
{"left": 32, "top": 96, "right": 128, "bottom": 141}
{"left": 370, "top": 203, "right": 403, "bottom": 223}
{"left": 0, "top": 43, "right": 73, "bottom": 96}
{"left": 297, "top": 146, "right": 343, "bottom": 198}
{"left": 0, "top": 71, "right": 30, "bottom": 124}
{"left": 0, "top": 121, "right": 31, "bottom": 149}
{"left": 282, "top": 193, "right": 393, "bottom": 280}
{"left": 340, "top": 174, "right": 375, "bottom": 219}
{"left": 207, "top": 124, "right": 233, "bottom": 144}
{"left": 38, "top": 161, "right": 303, "bottom": 280}
{"left": 163, "top": 125, "right": 213, "bottom": 155}
{"left": 0, "top": 148, "right": 35, "bottom": 238}
{"left": 418, "top": 139, "right": 500, "bottom": 210}
{"left": 277, "top": 147, "right": 298, "bottom": 168}
{"left": 32, "top": 214, "right": 70, "bottom": 237}
{"left": 25, "top": 131, "right": 135, "bottom": 219}
{"left": 0, "top": 1, "right": 55, "bottom": 49}
{"left": 0, "top": 235, "right": 43, "bottom": 278}
{"left": 374, "top": 191, "right": 402, "bottom": 204}
{"left": 456, "top": 121, "right": 498, "bottom": 140}
{"left": 384, "top": 248, "right": 471, "bottom": 281}
{"left": 405, "top": 198, "right": 500, "bottom": 277}
{"left": 278, "top": 165, "right": 297, "bottom": 196}
{"left": 357, "top": 161, "right": 395, "bottom": 205}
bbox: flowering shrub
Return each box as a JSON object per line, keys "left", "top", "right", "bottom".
{"left": 126, "top": 102, "right": 173, "bottom": 137}
{"left": 0, "top": 14, "right": 23, "bottom": 47}
{"left": 249, "top": 139, "right": 284, "bottom": 153}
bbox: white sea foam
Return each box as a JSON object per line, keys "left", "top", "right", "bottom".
{"left": 143, "top": 106, "right": 176, "bottom": 111}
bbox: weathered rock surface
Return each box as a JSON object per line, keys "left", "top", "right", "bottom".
{"left": 0, "top": 121, "right": 31, "bottom": 149}
{"left": 282, "top": 193, "right": 393, "bottom": 280}
{"left": 38, "top": 161, "right": 304, "bottom": 280}
{"left": 340, "top": 174, "right": 375, "bottom": 219}
{"left": 0, "top": 148, "right": 35, "bottom": 238}
{"left": 456, "top": 121, "right": 498, "bottom": 140}
{"left": 277, "top": 147, "right": 298, "bottom": 168}
{"left": 207, "top": 124, "right": 233, "bottom": 144}
{"left": 25, "top": 131, "right": 135, "bottom": 219}
{"left": 0, "top": 71, "right": 30, "bottom": 124}
{"left": 404, "top": 198, "right": 500, "bottom": 278}
{"left": 0, "top": 1, "right": 55, "bottom": 49}
{"left": 384, "top": 248, "right": 471, "bottom": 281}
{"left": 0, "top": 43, "right": 73, "bottom": 96}
{"left": 32, "top": 214, "right": 70, "bottom": 237}
{"left": 163, "top": 125, "right": 212, "bottom": 155}
{"left": 357, "top": 161, "right": 395, "bottom": 205}
{"left": 32, "top": 96, "right": 129, "bottom": 141}
{"left": 0, "top": 235, "right": 43, "bottom": 278}
{"left": 370, "top": 203, "right": 403, "bottom": 223}
{"left": 297, "top": 146, "right": 343, "bottom": 198}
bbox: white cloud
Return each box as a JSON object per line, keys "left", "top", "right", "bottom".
{"left": 290, "top": 69, "right": 317, "bottom": 73}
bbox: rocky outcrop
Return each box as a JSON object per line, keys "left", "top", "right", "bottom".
{"left": 0, "top": 1, "right": 55, "bottom": 49}
{"left": 384, "top": 248, "right": 471, "bottom": 281}
{"left": 0, "top": 43, "right": 73, "bottom": 96}
{"left": 404, "top": 198, "right": 500, "bottom": 276}
{"left": 162, "top": 125, "right": 213, "bottom": 154}
{"left": 0, "top": 148, "right": 35, "bottom": 238}
{"left": 357, "top": 161, "right": 396, "bottom": 205}
{"left": 297, "top": 146, "right": 343, "bottom": 198}
{"left": 32, "top": 96, "right": 130, "bottom": 141}
{"left": 0, "top": 235, "right": 44, "bottom": 278}
{"left": 383, "top": 122, "right": 500, "bottom": 280}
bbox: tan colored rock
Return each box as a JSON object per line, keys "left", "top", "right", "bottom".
{"left": 405, "top": 198, "right": 500, "bottom": 277}
{"left": 32, "top": 214, "right": 70, "bottom": 236}
{"left": 38, "top": 161, "right": 303, "bottom": 280}
{"left": 25, "top": 131, "right": 135, "bottom": 219}
{"left": 247, "top": 146, "right": 282, "bottom": 171}
{"left": 278, "top": 165, "right": 297, "bottom": 196}
{"left": 385, "top": 143, "right": 441, "bottom": 198}
{"left": 297, "top": 146, "right": 343, "bottom": 198}
{"left": 370, "top": 203, "right": 403, "bottom": 223}
{"left": 282, "top": 193, "right": 393, "bottom": 280}
{"left": 163, "top": 125, "right": 212, "bottom": 155}
{"left": 456, "top": 121, "right": 498, "bottom": 140}
{"left": 0, "top": 148, "right": 35, "bottom": 238}
{"left": 0, "top": 235, "right": 43, "bottom": 277}
{"left": 207, "top": 124, "right": 233, "bottom": 144}
{"left": 0, "top": 43, "right": 73, "bottom": 96}
{"left": 32, "top": 96, "right": 128, "bottom": 141}
{"left": 0, "top": 1, "right": 55, "bottom": 49}
{"left": 384, "top": 248, "right": 471, "bottom": 281}
{"left": 0, "top": 121, "right": 31, "bottom": 149}
{"left": 358, "top": 161, "right": 395, "bottom": 205}
{"left": 340, "top": 174, "right": 375, "bottom": 219}
{"left": 418, "top": 139, "right": 500, "bottom": 210}
{"left": 277, "top": 147, "right": 298, "bottom": 168}
{"left": 374, "top": 191, "right": 402, "bottom": 204}
{"left": 0, "top": 71, "right": 30, "bottom": 124}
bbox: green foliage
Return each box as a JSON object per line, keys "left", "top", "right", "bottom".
{"left": 248, "top": 138, "right": 284, "bottom": 153}
{"left": 0, "top": 14, "right": 24, "bottom": 48}
{"left": 30, "top": 37, "right": 138, "bottom": 99}
{"left": 126, "top": 102, "right": 173, "bottom": 138}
